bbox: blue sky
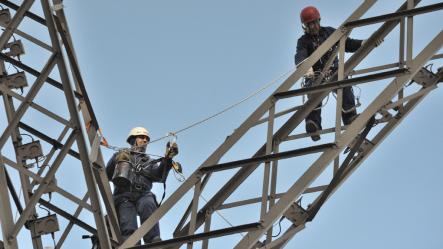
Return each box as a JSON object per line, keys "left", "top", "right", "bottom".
{"left": 1, "top": 0, "right": 442, "bottom": 248}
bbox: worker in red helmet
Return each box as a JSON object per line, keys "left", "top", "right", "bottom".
{"left": 294, "top": 6, "right": 380, "bottom": 141}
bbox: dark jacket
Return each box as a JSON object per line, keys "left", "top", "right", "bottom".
{"left": 294, "top": 26, "right": 363, "bottom": 72}
{"left": 106, "top": 151, "right": 172, "bottom": 196}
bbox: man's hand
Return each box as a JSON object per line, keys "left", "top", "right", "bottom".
{"left": 165, "top": 142, "right": 179, "bottom": 159}
{"left": 304, "top": 67, "right": 315, "bottom": 78}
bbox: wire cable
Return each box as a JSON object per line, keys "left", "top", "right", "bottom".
{"left": 148, "top": 67, "right": 297, "bottom": 144}
{"left": 19, "top": 133, "right": 34, "bottom": 142}
{"left": 199, "top": 194, "right": 246, "bottom": 238}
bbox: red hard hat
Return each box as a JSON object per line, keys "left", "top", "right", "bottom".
{"left": 300, "top": 6, "right": 320, "bottom": 24}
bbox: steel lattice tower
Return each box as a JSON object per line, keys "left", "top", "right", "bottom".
{"left": 0, "top": 0, "right": 442, "bottom": 249}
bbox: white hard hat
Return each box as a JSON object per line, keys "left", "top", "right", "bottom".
{"left": 126, "top": 127, "right": 150, "bottom": 144}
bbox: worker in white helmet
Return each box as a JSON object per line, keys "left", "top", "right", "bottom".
{"left": 106, "top": 127, "right": 178, "bottom": 244}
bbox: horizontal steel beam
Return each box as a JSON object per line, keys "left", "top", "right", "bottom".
{"left": 0, "top": 53, "right": 57, "bottom": 150}
{"left": 345, "top": 2, "right": 443, "bottom": 28}
{"left": 431, "top": 53, "right": 443, "bottom": 60}
{"left": 18, "top": 122, "right": 102, "bottom": 171}
{"left": 0, "top": 86, "right": 70, "bottom": 126}
{"left": 273, "top": 69, "right": 408, "bottom": 100}
{"left": 0, "top": 22, "right": 52, "bottom": 51}
{"left": 0, "top": 53, "right": 83, "bottom": 99}
{"left": 0, "top": 0, "right": 34, "bottom": 50}
{"left": 0, "top": 0, "right": 46, "bottom": 25}
{"left": 218, "top": 185, "right": 328, "bottom": 210}
{"left": 350, "top": 62, "right": 401, "bottom": 76}
{"left": 38, "top": 198, "right": 95, "bottom": 234}
{"left": 167, "top": 2, "right": 378, "bottom": 243}
{"left": 200, "top": 143, "right": 335, "bottom": 173}
{"left": 38, "top": 199, "right": 119, "bottom": 247}
{"left": 252, "top": 105, "right": 302, "bottom": 127}
{"left": 129, "top": 223, "right": 261, "bottom": 249}
{"left": 1, "top": 154, "right": 94, "bottom": 211}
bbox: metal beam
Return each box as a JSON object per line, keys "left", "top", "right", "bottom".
{"left": 51, "top": 4, "right": 121, "bottom": 241}
{"left": 4, "top": 168, "right": 23, "bottom": 214}
{"left": 349, "top": 62, "right": 400, "bottom": 76}
{"left": 40, "top": 0, "right": 112, "bottom": 247}
{"left": 0, "top": 53, "right": 83, "bottom": 99}
{"left": 217, "top": 186, "right": 328, "bottom": 211}
{"left": 306, "top": 82, "right": 439, "bottom": 230}
{"left": 38, "top": 197, "right": 119, "bottom": 248}
{"left": 273, "top": 69, "right": 408, "bottom": 100}
{"left": 128, "top": 223, "right": 261, "bottom": 249}
{"left": 200, "top": 143, "right": 335, "bottom": 173}
{"left": 0, "top": 157, "right": 19, "bottom": 249}
{"left": 344, "top": 2, "right": 442, "bottom": 28}
{"left": 0, "top": 86, "right": 70, "bottom": 126}
{"left": 119, "top": 1, "right": 377, "bottom": 246}
{"left": 18, "top": 122, "right": 102, "bottom": 171}
{"left": 0, "top": 22, "right": 52, "bottom": 51}
{"left": 0, "top": 0, "right": 34, "bottom": 50}
{"left": 0, "top": 0, "right": 46, "bottom": 25}
{"left": 10, "top": 130, "right": 77, "bottom": 239}
{"left": 252, "top": 105, "right": 302, "bottom": 127}
{"left": 0, "top": 53, "right": 57, "bottom": 149}
{"left": 233, "top": 30, "right": 443, "bottom": 249}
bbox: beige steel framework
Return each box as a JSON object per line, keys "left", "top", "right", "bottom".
{"left": 0, "top": 0, "right": 442, "bottom": 249}
{"left": 0, "top": 0, "right": 121, "bottom": 248}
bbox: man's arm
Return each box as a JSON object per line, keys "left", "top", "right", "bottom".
{"left": 294, "top": 37, "right": 309, "bottom": 66}
{"left": 345, "top": 37, "right": 363, "bottom": 53}
{"left": 324, "top": 26, "right": 362, "bottom": 53}
{"left": 141, "top": 158, "right": 173, "bottom": 183}
{"left": 105, "top": 153, "right": 117, "bottom": 180}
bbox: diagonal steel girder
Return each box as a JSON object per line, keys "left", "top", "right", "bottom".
{"left": 39, "top": 0, "right": 112, "bottom": 247}
{"left": 118, "top": 1, "right": 378, "bottom": 248}
{"left": 173, "top": 0, "right": 416, "bottom": 242}
{"left": 0, "top": 53, "right": 57, "bottom": 149}
{"left": 9, "top": 130, "right": 77, "bottom": 240}
{"left": 307, "top": 78, "right": 441, "bottom": 222}
{"left": 0, "top": 0, "right": 34, "bottom": 50}
{"left": 0, "top": 156, "right": 19, "bottom": 248}
{"left": 176, "top": 1, "right": 430, "bottom": 247}
{"left": 51, "top": 8, "right": 122, "bottom": 241}
{"left": 255, "top": 71, "right": 441, "bottom": 249}
{"left": 233, "top": 30, "right": 443, "bottom": 249}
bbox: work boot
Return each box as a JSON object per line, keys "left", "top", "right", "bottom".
{"left": 306, "top": 120, "right": 321, "bottom": 141}
{"left": 343, "top": 112, "right": 358, "bottom": 126}
{"left": 150, "top": 236, "right": 162, "bottom": 243}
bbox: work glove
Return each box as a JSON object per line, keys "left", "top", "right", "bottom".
{"left": 165, "top": 142, "right": 179, "bottom": 159}
{"left": 304, "top": 67, "right": 315, "bottom": 78}
{"left": 172, "top": 161, "right": 183, "bottom": 174}
{"left": 116, "top": 150, "right": 131, "bottom": 162}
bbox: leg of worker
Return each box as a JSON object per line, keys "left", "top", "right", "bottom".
{"left": 306, "top": 105, "right": 322, "bottom": 129}
{"left": 116, "top": 198, "right": 138, "bottom": 241}
{"left": 342, "top": 86, "right": 357, "bottom": 125}
{"left": 137, "top": 192, "right": 160, "bottom": 244}
{"left": 304, "top": 78, "right": 323, "bottom": 139}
